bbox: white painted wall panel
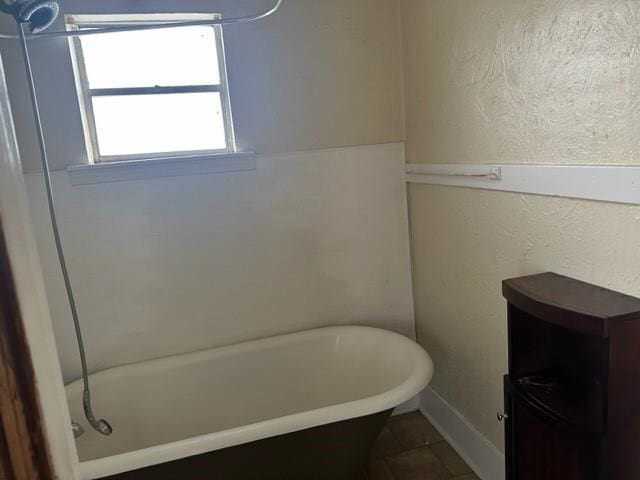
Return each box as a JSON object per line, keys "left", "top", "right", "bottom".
{"left": 24, "top": 143, "right": 415, "bottom": 382}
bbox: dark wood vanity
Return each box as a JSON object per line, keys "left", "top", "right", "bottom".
{"left": 502, "top": 272, "right": 640, "bottom": 480}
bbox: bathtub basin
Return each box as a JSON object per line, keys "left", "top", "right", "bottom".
{"left": 66, "top": 326, "right": 433, "bottom": 479}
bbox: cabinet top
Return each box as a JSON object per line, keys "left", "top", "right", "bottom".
{"left": 503, "top": 272, "right": 640, "bottom": 336}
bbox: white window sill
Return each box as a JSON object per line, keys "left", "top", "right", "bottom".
{"left": 67, "top": 152, "right": 256, "bottom": 186}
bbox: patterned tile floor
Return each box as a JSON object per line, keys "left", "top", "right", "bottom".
{"left": 363, "top": 412, "right": 480, "bottom": 480}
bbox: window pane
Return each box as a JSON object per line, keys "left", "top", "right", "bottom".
{"left": 80, "top": 26, "right": 221, "bottom": 88}
{"left": 92, "top": 93, "right": 227, "bottom": 156}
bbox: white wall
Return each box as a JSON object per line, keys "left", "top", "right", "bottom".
{"left": 0, "top": 0, "right": 405, "bottom": 172}
{"left": 2, "top": 1, "right": 413, "bottom": 385}
{"left": 25, "top": 143, "right": 415, "bottom": 382}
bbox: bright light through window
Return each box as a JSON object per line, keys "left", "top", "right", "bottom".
{"left": 92, "top": 93, "right": 226, "bottom": 156}
{"left": 67, "top": 15, "right": 234, "bottom": 162}
{"left": 80, "top": 26, "right": 221, "bottom": 89}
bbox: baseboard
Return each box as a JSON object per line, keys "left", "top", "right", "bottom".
{"left": 419, "top": 387, "right": 505, "bottom": 480}
{"left": 393, "top": 395, "right": 420, "bottom": 416}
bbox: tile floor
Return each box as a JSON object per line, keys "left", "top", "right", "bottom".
{"left": 363, "top": 412, "right": 480, "bottom": 480}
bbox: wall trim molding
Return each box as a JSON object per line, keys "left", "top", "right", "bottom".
{"left": 67, "top": 152, "right": 256, "bottom": 186}
{"left": 406, "top": 163, "right": 640, "bottom": 205}
{"left": 420, "top": 387, "right": 505, "bottom": 480}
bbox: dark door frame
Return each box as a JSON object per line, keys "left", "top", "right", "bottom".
{"left": 0, "top": 218, "right": 55, "bottom": 479}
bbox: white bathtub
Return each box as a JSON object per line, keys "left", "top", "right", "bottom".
{"left": 66, "top": 326, "right": 433, "bottom": 479}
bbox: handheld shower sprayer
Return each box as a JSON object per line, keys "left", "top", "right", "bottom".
{"left": 12, "top": 17, "right": 113, "bottom": 437}
{"left": 83, "top": 391, "right": 113, "bottom": 436}
{"left": 0, "top": 0, "right": 284, "bottom": 442}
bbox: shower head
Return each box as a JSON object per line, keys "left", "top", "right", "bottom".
{"left": 17, "top": 0, "right": 59, "bottom": 33}
{"left": 0, "top": 0, "right": 59, "bottom": 33}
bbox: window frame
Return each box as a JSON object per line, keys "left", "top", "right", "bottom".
{"left": 66, "top": 13, "right": 236, "bottom": 164}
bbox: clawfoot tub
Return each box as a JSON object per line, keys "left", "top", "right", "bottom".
{"left": 66, "top": 326, "right": 434, "bottom": 479}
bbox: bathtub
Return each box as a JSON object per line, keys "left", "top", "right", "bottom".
{"left": 66, "top": 326, "right": 433, "bottom": 480}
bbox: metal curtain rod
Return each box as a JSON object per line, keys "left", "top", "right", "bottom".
{"left": 406, "top": 165, "right": 503, "bottom": 181}
{"left": 429, "top": 169, "right": 502, "bottom": 180}
{"left": 0, "top": 0, "right": 283, "bottom": 40}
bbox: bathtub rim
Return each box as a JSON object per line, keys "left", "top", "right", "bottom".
{"left": 66, "top": 326, "right": 433, "bottom": 480}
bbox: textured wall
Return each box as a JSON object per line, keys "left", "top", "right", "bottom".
{"left": 25, "top": 144, "right": 415, "bottom": 383}
{"left": 402, "top": 0, "right": 640, "bottom": 165}
{"left": 0, "top": 0, "right": 405, "bottom": 172}
{"left": 401, "top": 0, "right": 640, "bottom": 448}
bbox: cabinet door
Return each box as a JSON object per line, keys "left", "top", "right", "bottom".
{"left": 505, "top": 381, "right": 602, "bottom": 480}
{"left": 504, "top": 377, "right": 515, "bottom": 480}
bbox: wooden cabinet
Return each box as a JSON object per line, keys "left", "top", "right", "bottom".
{"left": 502, "top": 273, "right": 640, "bottom": 480}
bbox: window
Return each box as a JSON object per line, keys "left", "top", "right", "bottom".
{"left": 67, "top": 14, "right": 235, "bottom": 164}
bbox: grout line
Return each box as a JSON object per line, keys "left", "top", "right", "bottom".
{"left": 379, "top": 443, "right": 449, "bottom": 480}
{"left": 388, "top": 441, "right": 444, "bottom": 456}
{"left": 430, "top": 441, "right": 469, "bottom": 478}
{"left": 385, "top": 423, "right": 403, "bottom": 448}
{"left": 380, "top": 415, "right": 474, "bottom": 480}
{"left": 381, "top": 457, "right": 399, "bottom": 480}
{"left": 379, "top": 421, "right": 401, "bottom": 480}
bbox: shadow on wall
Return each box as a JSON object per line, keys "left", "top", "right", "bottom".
{"left": 24, "top": 144, "right": 415, "bottom": 383}
{"left": 0, "top": 0, "right": 405, "bottom": 173}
